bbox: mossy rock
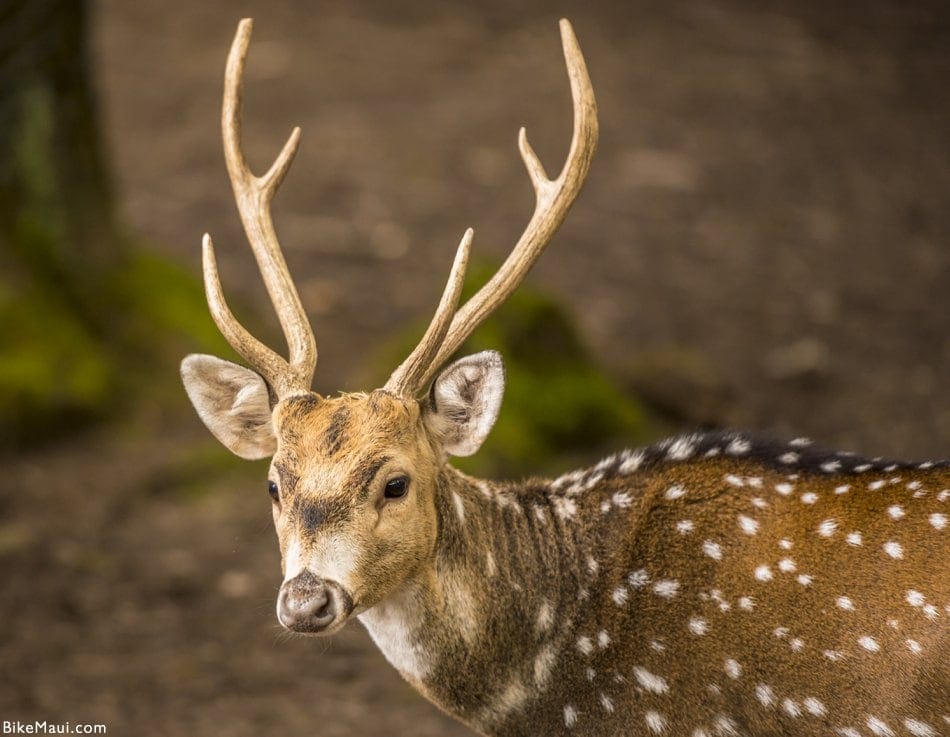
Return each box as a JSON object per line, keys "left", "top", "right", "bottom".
{"left": 375, "top": 263, "right": 657, "bottom": 478}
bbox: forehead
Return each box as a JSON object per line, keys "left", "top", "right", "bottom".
{"left": 273, "top": 390, "right": 422, "bottom": 465}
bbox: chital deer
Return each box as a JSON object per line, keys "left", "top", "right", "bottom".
{"left": 181, "top": 18, "right": 949, "bottom": 737}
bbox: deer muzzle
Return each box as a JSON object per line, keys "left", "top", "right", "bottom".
{"left": 277, "top": 570, "right": 353, "bottom": 634}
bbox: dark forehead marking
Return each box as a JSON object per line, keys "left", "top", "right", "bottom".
{"left": 322, "top": 406, "right": 351, "bottom": 456}
{"left": 283, "top": 394, "right": 320, "bottom": 421}
{"left": 347, "top": 454, "right": 391, "bottom": 500}
{"left": 292, "top": 496, "right": 349, "bottom": 534}
{"left": 273, "top": 460, "right": 299, "bottom": 492}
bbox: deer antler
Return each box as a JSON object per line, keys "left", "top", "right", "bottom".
{"left": 384, "top": 19, "right": 598, "bottom": 398}
{"left": 202, "top": 19, "right": 317, "bottom": 399}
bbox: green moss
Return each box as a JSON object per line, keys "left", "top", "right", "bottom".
{"left": 0, "top": 285, "right": 112, "bottom": 446}
{"left": 377, "top": 263, "right": 656, "bottom": 477}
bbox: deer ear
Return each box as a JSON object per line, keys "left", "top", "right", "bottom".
{"left": 425, "top": 351, "right": 505, "bottom": 457}
{"left": 180, "top": 354, "right": 277, "bottom": 460}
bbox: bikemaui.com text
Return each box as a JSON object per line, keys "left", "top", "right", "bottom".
{"left": 3, "top": 721, "right": 107, "bottom": 734}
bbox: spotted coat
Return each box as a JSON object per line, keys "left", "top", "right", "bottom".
{"left": 381, "top": 431, "right": 949, "bottom": 737}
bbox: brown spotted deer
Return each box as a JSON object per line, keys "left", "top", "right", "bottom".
{"left": 181, "top": 18, "right": 949, "bottom": 737}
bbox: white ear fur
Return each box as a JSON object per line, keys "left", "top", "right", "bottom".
{"left": 180, "top": 354, "right": 276, "bottom": 460}
{"left": 425, "top": 351, "right": 505, "bottom": 457}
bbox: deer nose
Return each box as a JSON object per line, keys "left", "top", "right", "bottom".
{"left": 277, "top": 570, "right": 346, "bottom": 633}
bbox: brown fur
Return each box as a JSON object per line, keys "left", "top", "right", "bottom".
{"left": 263, "top": 395, "right": 949, "bottom": 736}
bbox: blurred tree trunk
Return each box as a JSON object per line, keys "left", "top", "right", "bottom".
{"left": 0, "top": 0, "right": 123, "bottom": 308}
{"left": 0, "top": 0, "right": 124, "bottom": 446}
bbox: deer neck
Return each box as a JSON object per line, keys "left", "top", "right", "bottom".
{"left": 359, "top": 464, "right": 590, "bottom": 731}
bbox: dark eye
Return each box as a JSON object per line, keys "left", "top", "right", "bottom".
{"left": 384, "top": 477, "right": 409, "bottom": 500}
{"left": 268, "top": 481, "right": 279, "bottom": 502}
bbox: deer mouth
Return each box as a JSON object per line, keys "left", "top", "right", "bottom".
{"left": 276, "top": 570, "right": 354, "bottom": 635}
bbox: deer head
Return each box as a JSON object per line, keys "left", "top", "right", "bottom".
{"left": 181, "top": 18, "right": 597, "bottom": 635}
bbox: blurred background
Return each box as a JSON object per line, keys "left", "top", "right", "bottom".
{"left": 1, "top": 0, "right": 947, "bottom": 734}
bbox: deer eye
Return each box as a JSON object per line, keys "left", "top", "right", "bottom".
{"left": 384, "top": 476, "right": 409, "bottom": 500}
{"left": 268, "top": 481, "right": 280, "bottom": 502}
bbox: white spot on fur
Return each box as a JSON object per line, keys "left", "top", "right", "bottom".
{"left": 773, "top": 626, "right": 789, "bottom": 639}
{"left": 803, "top": 697, "right": 826, "bottom": 716}
{"left": 754, "top": 565, "right": 773, "bottom": 582}
{"left": 665, "top": 484, "right": 686, "bottom": 500}
{"left": 887, "top": 505, "right": 905, "bottom": 520}
{"left": 653, "top": 579, "right": 680, "bottom": 598}
{"left": 533, "top": 643, "right": 557, "bottom": 687}
{"left": 836, "top": 729, "right": 862, "bottom": 737}
{"left": 868, "top": 480, "right": 887, "bottom": 491}
{"left": 612, "top": 491, "right": 634, "bottom": 509}
{"left": 667, "top": 437, "right": 696, "bottom": 460}
{"left": 553, "top": 496, "right": 578, "bottom": 520}
{"left": 618, "top": 449, "right": 645, "bottom": 474}
{"left": 535, "top": 600, "right": 553, "bottom": 634}
{"left": 835, "top": 484, "right": 851, "bottom": 494}
{"left": 801, "top": 492, "right": 818, "bottom": 505}
{"left": 751, "top": 497, "right": 768, "bottom": 509}
{"left": 650, "top": 639, "right": 666, "bottom": 652}
{"left": 563, "top": 704, "right": 578, "bottom": 728}
{"left": 846, "top": 531, "right": 863, "bottom": 546}
{"left": 836, "top": 596, "right": 855, "bottom": 611}
{"left": 727, "top": 437, "right": 751, "bottom": 455}
{"left": 644, "top": 710, "right": 666, "bottom": 733}
{"left": 633, "top": 666, "right": 669, "bottom": 694}
{"left": 866, "top": 716, "right": 894, "bottom": 736}
{"left": 883, "top": 541, "right": 903, "bottom": 559}
{"left": 676, "top": 520, "right": 695, "bottom": 534}
{"left": 738, "top": 515, "right": 759, "bottom": 535}
{"left": 738, "top": 596, "right": 755, "bottom": 610}
{"left": 817, "top": 518, "right": 838, "bottom": 537}
{"left": 778, "top": 558, "right": 796, "bottom": 573}
{"left": 703, "top": 540, "right": 723, "bottom": 561}
{"left": 904, "top": 719, "right": 938, "bottom": 737}
{"left": 689, "top": 616, "right": 709, "bottom": 635}
{"left": 628, "top": 569, "right": 650, "bottom": 588}
{"left": 858, "top": 635, "right": 880, "bottom": 652}
{"left": 586, "top": 555, "right": 599, "bottom": 576}
{"left": 612, "top": 586, "right": 629, "bottom": 606}
{"left": 451, "top": 491, "right": 466, "bottom": 523}
{"left": 576, "top": 636, "right": 593, "bottom": 656}
{"left": 714, "top": 715, "right": 740, "bottom": 736}
{"left": 783, "top": 699, "right": 801, "bottom": 717}
{"left": 930, "top": 513, "right": 947, "bottom": 530}
{"left": 725, "top": 474, "right": 745, "bottom": 487}
{"left": 779, "top": 538, "right": 793, "bottom": 550}
{"left": 780, "top": 451, "right": 800, "bottom": 464}
{"left": 789, "top": 637, "right": 804, "bottom": 652}
{"left": 597, "top": 630, "right": 610, "bottom": 648}
{"left": 797, "top": 574, "right": 814, "bottom": 586}
{"left": 854, "top": 463, "right": 872, "bottom": 472}
{"left": 599, "top": 693, "right": 614, "bottom": 713}
{"left": 824, "top": 649, "right": 844, "bottom": 661}
{"left": 775, "top": 482, "right": 794, "bottom": 495}
{"left": 755, "top": 684, "right": 775, "bottom": 707}
{"left": 906, "top": 590, "right": 926, "bottom": 607}
{"left": 724, "top": 658, "right": 741, "bottom": 679}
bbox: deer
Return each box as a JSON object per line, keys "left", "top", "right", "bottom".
{"left": 181, "top": 17, "right": 949, "bottom": 737}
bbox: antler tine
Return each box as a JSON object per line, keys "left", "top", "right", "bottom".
{"left": 212, "top": 18, "right": 316, "bottom": 397}
{"left": 384, "top": 229, "right": 473, "bottom": 396}
{"left": 391, "top": 18, "right": 598, "bottom": 396}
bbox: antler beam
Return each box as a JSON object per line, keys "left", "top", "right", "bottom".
{"left": 202, "top": 18, "right": 317, "bottom": 399}
{"left": 385, "top": 19, "right": 598, "bottom": 397}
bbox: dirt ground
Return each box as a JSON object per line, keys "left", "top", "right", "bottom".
{"left": 2, "top": 1, "right": 948, "bottom": 735}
